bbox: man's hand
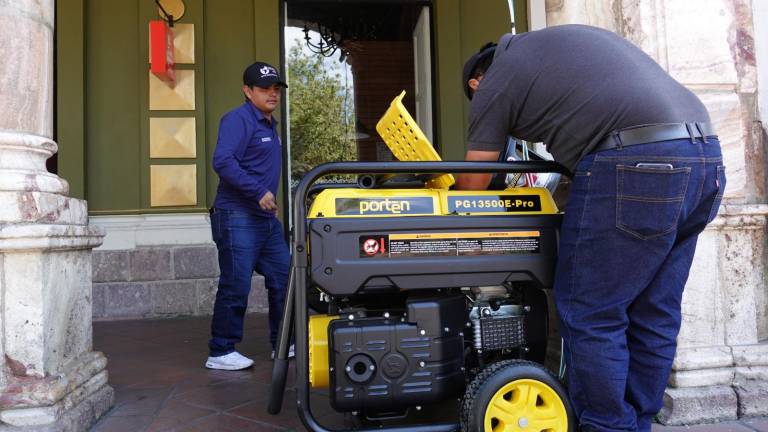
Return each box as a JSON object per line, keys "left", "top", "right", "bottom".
{"left": 455, "top": 150, "right": 501, "bottom": 190}
{"left": 259, "top": 191, "right": 278, "bottom": 213}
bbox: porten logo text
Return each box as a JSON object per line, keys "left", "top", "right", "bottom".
{"left": 359, "top": 199, "right": 411, "bottom": 214}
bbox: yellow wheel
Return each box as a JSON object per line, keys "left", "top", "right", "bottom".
{"left": 460, "top": 360, "right": 574, "bottom": 432}
{"left": 484, "top": 379, "right": 567, "bottom": 432}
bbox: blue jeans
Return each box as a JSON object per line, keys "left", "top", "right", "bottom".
{"left": 554, "top": 138, "right": 725, "bottom": 432}
{"left": 209, "top": 209, "right": 290, "bottom": 356}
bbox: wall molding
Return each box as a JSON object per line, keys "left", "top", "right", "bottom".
{"left": 91, "top": 213, "right": 212, "bottom": 250}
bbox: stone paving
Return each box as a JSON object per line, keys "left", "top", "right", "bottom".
{"left": 90, "top": 314, "right": 768, "bottom": 432}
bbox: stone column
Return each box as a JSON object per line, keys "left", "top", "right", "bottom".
{"left": 546, "top": 0, "right": 768, "bottom": 425}
{"left": 0, "top": 1, "right": 112, "bottom": 431}
{"left": 665, "top": 207, "right": 768, "bottom": 423}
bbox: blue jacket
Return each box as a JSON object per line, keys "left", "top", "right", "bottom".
{"left": 212, "top": 102, "right": 282, "bottom": 218}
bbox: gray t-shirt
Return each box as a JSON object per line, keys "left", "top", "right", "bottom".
{"left": 467, "top": 24, "right": 710, "bottom": 171}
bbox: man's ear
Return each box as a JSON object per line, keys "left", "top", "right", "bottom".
{"left": 242, "top": 85, "right": 252, "bottom": 100}
{"left": 468, "top": 78, "right": 481, "bottom": 93}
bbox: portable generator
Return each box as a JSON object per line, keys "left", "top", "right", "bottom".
{"left": 269, "top": 92, "right": 575, "bottom": 432}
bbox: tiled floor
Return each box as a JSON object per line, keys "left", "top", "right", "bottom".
{"left": 91, "top": 314, "right": 767, "bottom": 432}
{"left": 91, "top": 314, "right": 365, "bottom": 432}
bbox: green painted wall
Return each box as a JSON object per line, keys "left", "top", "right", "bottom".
{"left": 434, "top": 0, "right": 523, "bottom": 161}
{"left": 56, "top": 0, "right": 518, "bottom": 214}
{"left": 204, "top": 0, "right": 255, "bottom": 207}
{"left": 84, "top": 0, "right": 142, "bottom": 212}
{"left": 57, "top": 0, "right": 281, "bottom": 214}
{"left": 56, "top": 0, "right": 86, "bottom": 199}
{"left": 203, "top": 0, "right": 282, "bottom": 210}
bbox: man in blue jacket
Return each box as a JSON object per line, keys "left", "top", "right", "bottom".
{"left": 205, "top": 62, "right": 291, "bottom": 370}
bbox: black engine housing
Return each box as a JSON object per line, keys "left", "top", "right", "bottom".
{"left": 329, "top": 295, "right": 467, "bottom": 412}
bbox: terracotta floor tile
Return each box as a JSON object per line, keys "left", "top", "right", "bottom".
{"left": 249, "top": 362, "right": 297, "bottom": 391}
{"left": 123, "top": 370, "right": 203, "bottom": 393}
{"left": 109, "top": 387, "right": 172, "bottom": 417}
{"left": 107, "top": 367, "right": 150, "bottom": 389}
{"left": 167, "top": 372, "right": 235, "bottom": 397}
{"left": 110, "top": 364, "right": 189, "bottom": 390}
{"left": 228, "top": 400, "right": 304, "bottom": 429}
{"left": 230, "top": 389, "right": 339, "bottom": 429}
{"left": 180, "top": 413, "right": 286, "bottom": 432}
{"left": 90, "top": 415, "right": 154, "bottom": 432}
{"left": 203, "top": 367, "right": 262, "bottom": 382}
{"left": 144, "top": 399, "right": 216, "bottom": 432}
{"left": 172, "top": 378, "right": 268, "bottom": 411}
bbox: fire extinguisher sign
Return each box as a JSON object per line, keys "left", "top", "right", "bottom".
{"left": 358, "top": 235, "right": 389, "bottom": 258}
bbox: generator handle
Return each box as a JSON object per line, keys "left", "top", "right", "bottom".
{"left": 284, "top": 160, "right": 569, "bottom": 431}
{"left": 301, "top": 160, "right": 570, "bottom": 181}
{"left": 267, "top": 263, "right": 295, "bottom": 415}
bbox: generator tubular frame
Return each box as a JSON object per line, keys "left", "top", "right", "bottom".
{"left": 269, "top": 160, "right": 571, "bottom": 432}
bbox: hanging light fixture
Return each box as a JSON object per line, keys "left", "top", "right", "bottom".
{"left": 302, "top": 23, "right": 343, "bottom": 58}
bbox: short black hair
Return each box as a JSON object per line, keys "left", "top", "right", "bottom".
{"left": 462, "top": 42, "right": 497, "bottom": 100}
{"left": 471, "top": 43, "right": 496, "bottom": 78}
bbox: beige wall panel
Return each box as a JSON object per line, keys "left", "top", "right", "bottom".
{"left": 173, "top": 23, "right": 195, "bottom": 63}
{"left": 150, "top": 117, "right": 196, "bottom": 158}
{"left": 150, "top": 164, "right": 197, "bottom": 206}
{"left": 148, "top": 23, "right": 195, "bottom": 64}
{"left": 149, "top": 69, "right": 195, "bottom": 110}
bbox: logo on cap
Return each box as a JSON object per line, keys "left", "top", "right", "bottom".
{"left": 260, "top": 66, "right": 277, "bottom": 78}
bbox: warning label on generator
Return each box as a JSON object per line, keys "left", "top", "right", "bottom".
{"left": 359, "top": 231, "right": 540, "bottom": 258}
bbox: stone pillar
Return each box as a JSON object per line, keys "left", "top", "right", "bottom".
{"left": 546, "top": 0, "right": 768, "bottom": 425}
{"left": 664, "top": 207, "right": 768, "bottom": 423}
{"left": 0, "top": 1, "right": 112, "bottom": 431}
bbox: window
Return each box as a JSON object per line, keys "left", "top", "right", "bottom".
{"left": 283, "top": 1, "right": 434, "bottom": 185}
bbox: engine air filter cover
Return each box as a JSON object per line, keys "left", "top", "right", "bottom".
{"left": 480, "top": 315, "right": 525, "bottom": 350}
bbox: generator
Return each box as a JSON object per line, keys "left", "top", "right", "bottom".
{"left": 269, "top": 92, "right": 575, "bottom": 432}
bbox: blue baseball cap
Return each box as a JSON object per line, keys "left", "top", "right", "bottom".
{"left": 243, "top": 62, "right": 287, "bottom": 88}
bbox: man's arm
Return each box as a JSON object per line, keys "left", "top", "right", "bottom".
{"left": 455, "top": 150, "right": 501, "bottom": 190}
{"left": 212, "top": 113, "right": 270, "bottom": 203}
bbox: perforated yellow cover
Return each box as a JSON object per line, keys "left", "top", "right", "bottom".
{"left": 375, "top": 91, "right": 455, "bottom": 189}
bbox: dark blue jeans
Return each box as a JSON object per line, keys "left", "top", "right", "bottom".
{"left": 554, "top": 138, "right": 725, "bottom": 432}
{"left": 209, "top": 209, "right": 290, "bottom": 356}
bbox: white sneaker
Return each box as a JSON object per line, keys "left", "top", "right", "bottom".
{"left": 271, "top": 344, "right": 295, "bottom": 360}
{"left": 205, "top": 351, "right": 254, "bottom": 370}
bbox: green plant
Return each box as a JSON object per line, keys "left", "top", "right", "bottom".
{"left": 286, "top": 43, "right": 357, "bottom": 180}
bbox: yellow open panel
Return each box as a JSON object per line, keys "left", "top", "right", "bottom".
{"left": 375, "top": 91, "right": 455, "bottom": 189}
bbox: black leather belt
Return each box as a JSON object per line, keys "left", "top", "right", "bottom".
{"left": 592, "top": 122, "right": 716, "bottom": 153}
